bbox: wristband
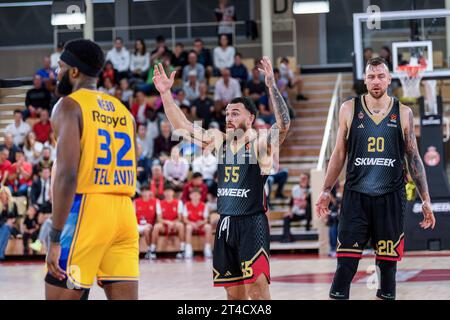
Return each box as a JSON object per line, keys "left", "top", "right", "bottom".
{"left": 49, "top": 227, "right": 62, "bottom": 244}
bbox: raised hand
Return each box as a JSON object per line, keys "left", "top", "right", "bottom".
{"left": 152, "top": 63, "right": 176, "bottom": 95}
{"left": 258, "top": 56, "right": 276, "bottom": 88}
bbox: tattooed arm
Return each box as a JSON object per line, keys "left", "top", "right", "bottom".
{"left": 315, "top": 100, "right": 353, "bottom": 218}
{"left": 402, "top": 105, "right": 436, "bottom": 229}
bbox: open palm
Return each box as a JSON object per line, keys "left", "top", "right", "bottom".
{"left": 258, "top": 56, "right": 276, "bottom": 88}
{"left": 152, "top": 63, "right": 176, "bottom": 94}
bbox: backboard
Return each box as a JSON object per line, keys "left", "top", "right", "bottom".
{"left": 353, "top": 8, "right": 450, "bottom": 80}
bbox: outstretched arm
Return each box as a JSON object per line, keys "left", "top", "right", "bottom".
{"left": 315, "top": 100, "right": 353, "bottom": 218}
{"left": 153, "top": 63, "right": 223, "bottom": 148}
{"left": 258, "top": 57, "right": 290, "bottom": 150}
{"left": 403, "top": 107, "right": 435, "bottom": 229}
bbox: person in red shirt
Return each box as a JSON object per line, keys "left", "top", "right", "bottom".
{"left": 149, "top": 164, "right": 165, "bottom": 200}
{"left": 33, "top": 109, "right": 52, "bottom": 143}
{"left": 131, "top": 90, "right": 153, "bottom": 126}
{"left": 181, "top": 172, "right": 208, "bottom": 203}
{"left": 183, "top": 188, "right": 212, "bottom": 259}
{"left": 134, "top": 185, "right": 159, "bottom": 259}
{"left": 149, "top": 184, "right": 185, "bottom": 259}
{"left": 5, "top": 149, "right": 33, "bottom": 196}
{"left": 0, "top": 147, "right": 11, "bottom": 185}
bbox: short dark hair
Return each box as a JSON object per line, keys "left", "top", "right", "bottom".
{"left": 14, "top": 109, "right": 23, "bottom": 115}
{"left": 365, "top": 56, "right": 390, "bottom": 71}
{"left": 115, "top": 37, "right": 123, "bottom": 43}
{"left": 63, "top": 39, "right": 105, "bottom": 77}
{"left": 230, "top": 96, "right": 258, "bottom": 119}
{"left": 141, "top": 183, "right": 150, "bottom": 191}
{"left": 194, "top": 38, "right": 203, "bottom": 44}
{"left": 192, "top": 172, "right": 203, "bottom": 179}
{"left": 156, "top": 35, "right": 165, "bottom": 43}
{"left": 235, "top": 52, "right": 242, "bottom": 58}
{"left": 163, "top": 182, "right": 174, "bottom": 191}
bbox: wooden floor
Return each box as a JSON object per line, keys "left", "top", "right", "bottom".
{"left": 1, "top": 251, "right": 450, "bottom": 300}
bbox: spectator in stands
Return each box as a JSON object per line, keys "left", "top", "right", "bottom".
{"left": 136, "top": 124, "right": 150, "bottom": 159}
{"left": 153, "top": 120, "right": 178, "bottom": 160}
{"left": 210, "top": 105, "right": 226, "bottom": 132}
{"left": 174, "top": 89, "right": 190, "bottom": 107}
{"left": 379, "top": 46, "right": 393, "bottom": 70}
{"left": 0, "top": 147, "right": 11, "bottom": 185}
{"left": 148, "top": 183, "right": 185, "bottom": 259}
{"left": 144, "top": 53, "right": 175, "bottom": 95}
{"left": 21, "top": 205, "right": 40, "bottom": 255}
{"left": 150, "top": 35, "right": 173, "bottom": 64}
{"left": 33, "top": 108, "right": 52, "bottom": 144}
{"left": 131, "top": 90, "right": 153, "bottom": 126}
{"left": 23, "top": 132, "right": 43, "bottom": 166}
{"left": 25, "top": 75, "right": 52, "bottom": 114}
{"left": 6, "top": 110, "right": 31, "bottom": 147}
{"left": 36, "top": 56, "right": 55, "bottom": 85}
{"left": 119, "top": 78, "right": 134, "bottom": 108}
{"left": 192, "top": 149, "right": 218, "bottom": 192}
{"left": 245, "top": 67, "right": 266, "bottom": 105}
{"left": 214, "top": 0, "right": 236, "bottom": 45}
{"left": 134, "top": 184, "right": 159, "bottom": 259}
{"left": 280, "top": 173, "right": 312, "bottom": 243}
{"left": 171, "top": 43, "right": 189, "bottom": 77}
{"left": 182, "top": 51, "right": 205, "bottom": 83}
{"left": 266, "top": 153, "right": 289, "bottom": 203}
{"left": 183, "top": 188, "right": 212, "bottom": 258}
{"left": 50, "top": 41, "right": 64, "bottom": 70}
{"left": 130, "top": 38, "right": 150, "bottom": 81}
{"left": 183, "top": 70, "right": 200, "bottom": 103}
{"left": 99, "top": 61, "right": 118, "bottom": 87}
{"left": 193, "top": 38, "right": 213, "bottom": 77}
{"left": 191, "top": 81, "right": 214, "bottom": 129}
{"left": 257, "top": 95, "right": 276, "bottom": 125}
{"left": 363, "top": 47, "right": 374, "bottom": 65}
{"left": 327, "top": 181, "right": 340, "bottom": 257}
{"left": 163, "top": 146, "right": 189, "bottom": 192}
{"left": 1, "top": 134, "right": 20, "bottom": 163}
{"left": 143, "top": 108, "right": 160, "bottom": 160}
{"left": 213, "top": 34, "right": 236, "bottom": 73}
{"left": 98, "top": 77, "right": 116, "bottom": 96}
{"left": 279, "top": 57, "right": 308, "bottom": 101}
{"left": 37, "top": 147, "right": 54, "bottom": 173}
{"left": 136, "top": 143, "right": 152, "bottom": 186}
{"left": 0, "top": 187, "right": 18, "bottom": 260}
{"left": 181, "top": 172, "right": 208, "bottom": 203}
{"left": 149, "top": 164, "right": 165, "bottom": 200}
{"left": 230, "top": 52, "right": 249, "bottom": 89}
{"left": 30, "top": 167, "right": 52, "bottom": 213}
{"left": 214, "top": 68, "right": 242, "bottom": 109}
{"left": 5, "top": 149, "right": 33, "bottom": 197}
{"left": 106, "top": 37, "right": 130, "bottom": 80}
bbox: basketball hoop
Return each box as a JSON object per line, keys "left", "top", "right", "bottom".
{"left": 396, "top": 64, "right": 426, "bottom": 99}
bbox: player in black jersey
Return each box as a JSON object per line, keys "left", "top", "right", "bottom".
{"left": 153, "top": 57, "right": 290, "bottom": 300}
{"left": 316, "top": 57, "right": 436, "bottom": 300}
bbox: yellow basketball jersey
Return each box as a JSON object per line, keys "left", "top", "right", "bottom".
{"left": 68, "top": 88, "right": 136, "bottom": 196}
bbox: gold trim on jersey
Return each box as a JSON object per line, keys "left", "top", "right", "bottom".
{"left": 360, "top": 94, "right": 394, "bottom": 125}
{"left": 213, "top": 248, "right": 269, "bottom": 283}
{"left": 346, "top": 98, "right": 356, "bottom": 140}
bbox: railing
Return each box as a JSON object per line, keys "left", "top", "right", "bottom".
{"left": 54, "top": 19, "right": 297, "bottom": 59}
{"left": 316, "top": 73, "right": 343, "bottom": 171}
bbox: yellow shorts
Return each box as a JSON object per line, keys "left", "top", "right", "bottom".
{"left": 58, "top": 193, "right": 139, "bottom": 289}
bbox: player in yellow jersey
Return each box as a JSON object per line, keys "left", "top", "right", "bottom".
{"left": 45, "top": 39, "right": 139, "bottom": 300}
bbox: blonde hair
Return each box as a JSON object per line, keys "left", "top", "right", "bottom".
{"left": 0, "top": 186, "right": 14, "bottom": 212}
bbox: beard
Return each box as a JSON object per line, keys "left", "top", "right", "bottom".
{"left": 56, "top": 71, "right": 73, "bottom": 96}
{"left": 368, "top": 86, "right": 386, "bottom": 99}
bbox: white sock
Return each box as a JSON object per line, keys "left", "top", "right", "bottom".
{"left": 180, "top": 242, "right": 186, "bottom": 251}
{"left": 150, "top": 244, "right": 156, "bottom": 252}
{"left": 204, "top": 243, "right": 211, "bottom": 250}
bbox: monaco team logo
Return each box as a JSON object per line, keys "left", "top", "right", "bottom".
{"left": 358, "top": 111, "right": 364, "bottom": 120}
{"left": 424, "top": 146, "right": 440, "bottom": 166}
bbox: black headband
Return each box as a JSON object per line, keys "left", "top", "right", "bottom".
{"left": 60, "top": 50, "right": 100, "bottom": 77}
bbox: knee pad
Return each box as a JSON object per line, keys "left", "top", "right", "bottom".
{"left": 329, "top": 257, "right": 360, "bottom": 300}
{"left": 376, "top": 260, "right": 397, "bottom": 300}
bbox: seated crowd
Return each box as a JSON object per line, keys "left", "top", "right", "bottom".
{"left": 0, "top": 35, "right": 308, "bottom": 260}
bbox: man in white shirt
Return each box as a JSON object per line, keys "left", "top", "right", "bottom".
{"left": 5, "top": 110, "right": 31, "bottom": 146}
{"left": 105, "top": 37, "right": 130, "bottom": 78}
{"left": 50, "top": 42, "right": 64, "bottom": 70}
{"left": 214, "top": 68, "right": 241, "bottom": 109}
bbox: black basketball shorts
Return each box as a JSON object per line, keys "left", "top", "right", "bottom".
{"left": 213, "top": 213, "right": 270, "bottom": 287}
{"left": 336, "top": 188, "right": 406, "bottom": 261}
